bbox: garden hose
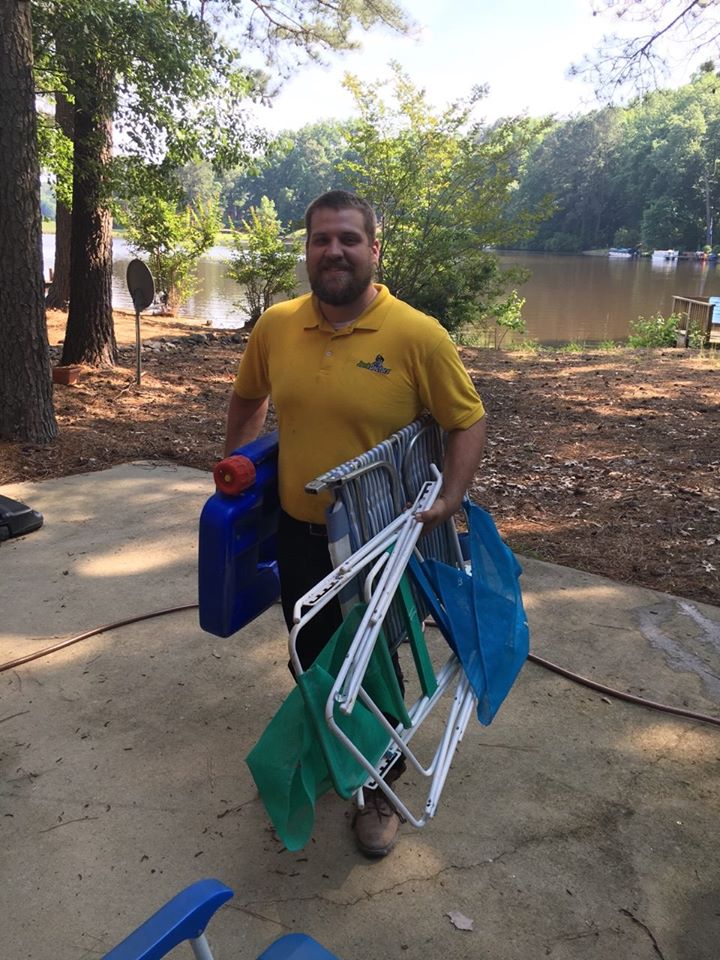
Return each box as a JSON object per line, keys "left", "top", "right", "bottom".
{"left": 1, "top": 604, "right": 718, "bottom": 729}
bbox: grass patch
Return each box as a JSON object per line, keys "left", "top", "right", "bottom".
{"left": 557, "top": 340, "right": 587, "bottom": 353}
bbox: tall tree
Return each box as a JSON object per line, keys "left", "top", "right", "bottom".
{"left": 227, "top": 195, "right": 301, "bottom": 326}
{"left": 32, "top": 0, "right": 409, "bottom": 366}
{"left": 227, "top": 121, "right": 353, "bottom": 225}
{"left": 62, "top": 54, "right": 116, "bottom": 364}
{"left": 339, "top": 66, "right": 546, "bottom": 333}
{"left": 0, "top": 0, "right": 57, "bottom": 442}
{"left": 513, "top": 108, "right": 625, "bottom": 252}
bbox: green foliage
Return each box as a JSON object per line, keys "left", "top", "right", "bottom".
{"left": 227, "top": 197, "right": 301, "bottom": 327}
{"left": 475, "top": 290, "right": 527, "bottom": 348}
{"left": 613, "top": 228, "right": 638, "bottom": 248}
{"left": 511, "top": 108, "right": 625, "bottom": 252}
{"left": 513, "top": 70, "right": 720, "bottom": 252}
{"left": 688, "top": 323, "right": 708, "bottom": 349}
{"left": 494, "top": 291, "right": 526, "bottom": 343}
{"left": 40, "top": 182, "right": 57, "bottom": 220}
{"left": 558, "top": 340, "right": 587, "bottom": 353}
{"left": 640, "top": 197, "right": 687, "bottom": 249}
{"left": 338, "top": 65, "right": 547, "bottom": 334}
{"left": 224, "top": 121, "right": 354, "bottom": 226}
{"left": 37, "top": 111, "right": 73, "bottom": 209}
{"left": 627, "top": 312, "right": 680, "bottom": 347}
{"left": 126, "top": 196, "right": 219, "bottom": 314}
{"left": 176, "top": 160, "right": 222, "bottom": 208}
{"left": 511, "top": 338, "right": 542, "bottom": 353}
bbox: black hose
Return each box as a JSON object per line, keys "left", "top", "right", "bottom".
{"left": 0, "top": 604, "right": 198, "bottom": 672}
{"left": 527, "top": 653, "right": 720, "bottom": 728}
{"left": 2, "top": 605, "right": 718, "bottom": 729}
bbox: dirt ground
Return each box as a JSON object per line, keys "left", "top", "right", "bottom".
{"left": 2, "top": 309, "right": 719, "bottom": 606}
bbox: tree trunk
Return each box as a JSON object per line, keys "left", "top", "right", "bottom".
{"left": 61, "top": 65, "right": 116, "bottom": 366}
{"left": 0, "top": 0, "right": 57, "bottom": 443}
{"left": 45, "top": 91, "right": 73, "bottom": 310}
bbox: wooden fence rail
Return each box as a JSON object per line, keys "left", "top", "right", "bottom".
{"left": 672, "top": 296, "right": 720, "bottom": 347}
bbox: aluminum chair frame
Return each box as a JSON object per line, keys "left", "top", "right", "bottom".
{"left": 289, "top": 469, "right": 478, "bottom": 829}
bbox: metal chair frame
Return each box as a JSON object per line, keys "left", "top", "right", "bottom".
{"left": 290, "top": 467, "right": 478, "bottom": 829}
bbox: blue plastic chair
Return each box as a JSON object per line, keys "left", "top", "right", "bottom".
{"left": 102, "top": 879, "right": 340, "bottom": 960}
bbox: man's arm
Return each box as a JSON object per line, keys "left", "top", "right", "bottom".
{"left": 416, "top": 415, "right": 486, "bottom": 532}
{"left": 223, "top": 390, "right": 270, "bottom": 457}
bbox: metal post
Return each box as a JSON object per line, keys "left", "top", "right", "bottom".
{"left": 135, "top": 304, "right": 142, "bottom": 384}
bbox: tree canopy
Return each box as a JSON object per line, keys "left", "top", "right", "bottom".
{"left": 30, "top": 0, "right": 410, "bottom": 367}
{"left": 338, "top": 66, "right": 546, "bottom": 333}
{"left": 512, "top": 67, "right": 720, "bottom": 252}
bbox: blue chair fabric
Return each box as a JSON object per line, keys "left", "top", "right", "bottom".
{"left": 417, "top": 501, "right": 529, "bottom": 725}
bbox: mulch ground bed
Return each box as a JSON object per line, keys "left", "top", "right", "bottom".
{"left": 2, "top": 332, "right": 719, "bottom": 606}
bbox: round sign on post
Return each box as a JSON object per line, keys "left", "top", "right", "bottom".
{"left": 126, "top": 259, "right": 155, "bottom": 385}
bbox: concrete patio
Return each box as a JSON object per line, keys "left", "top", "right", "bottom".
{"left": 1, "top": 463, "right": 718, "bottom": 960}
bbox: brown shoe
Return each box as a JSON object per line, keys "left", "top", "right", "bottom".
{"left": 353, "top": 789, "right": 402, "bottom": 858}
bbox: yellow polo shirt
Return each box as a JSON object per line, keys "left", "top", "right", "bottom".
{"left": 233, "top": 284, "right": 485, "bottom": 524}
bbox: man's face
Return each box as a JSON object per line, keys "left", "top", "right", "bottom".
{"left": 306, "top": 207, "right": 380, "bottom": 306}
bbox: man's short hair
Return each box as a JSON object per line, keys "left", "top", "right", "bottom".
{"left": 305, "top": 190, "right": 377, "bottom": 244}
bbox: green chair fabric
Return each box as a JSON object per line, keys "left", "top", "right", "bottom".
{"left": 246, "top": 603, "right": 408, "bottom": 851}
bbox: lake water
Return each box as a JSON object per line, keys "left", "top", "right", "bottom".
{"left": 42, "top": 236, "right": 720, "bottom": 344}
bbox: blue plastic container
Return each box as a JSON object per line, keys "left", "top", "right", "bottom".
{"left": 198, "top": 431, "right": 281, "bottom": 638}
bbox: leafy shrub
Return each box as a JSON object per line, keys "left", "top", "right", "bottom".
{"left": 456, "top": 289, "right": 527, "bottom": 349}
{"left": 627, "top": 312, "right": 680, "bottom": 348}
{"left": 227, "top": 197, "right": 301, "bottom": 328}
{"left": 127, "top": 197, "right": 219, "bottom": 314}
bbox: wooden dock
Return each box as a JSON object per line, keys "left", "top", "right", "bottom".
{"left": 672, "top": 295, "right": 720, "bottom": 347}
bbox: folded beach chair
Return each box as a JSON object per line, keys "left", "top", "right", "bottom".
{"left": 247, "top": 419, "right": 529, "bottom": 850}
{"left": 102, "top": 878, "right": 340, "bottom": 960}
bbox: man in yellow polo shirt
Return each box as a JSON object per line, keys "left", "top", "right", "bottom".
{"left": 224, "top": 189, "right": 486, "bottom": 858}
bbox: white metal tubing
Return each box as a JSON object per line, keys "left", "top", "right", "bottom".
{"left": 288, "top": 514, "right": 408, "bottom": 675}
{"left": 190, "top": 934, "right": 215, "bottom": 960}
{"left": 355, "top": 687, "right": 429, "bottom": 777}
{"left": 325, "top": 706, "right": 428, "bottom": 828}
{"left": 422, "top": 674, "right": 474, "bottom": 797}
{"left": 334, "top": 471, "right": 442, "bottom": 712}
{"left": 322, "top": 639, "right": 473, "bottom": 827}
{"left": 425, "top": 686, "right": 477, "bottom": 817}
{"left": 362, "top": 551, "right": 391, "bottom": 603}
{"left": 332, "top": 654, "right": 466, "bottom": 792}
{"left": 351, "top": 656, "right": 464, "bottom": 788}
{"left": 294, "top": 514, "right": 404, "bottom": 615}
{"left": 400, "top": 656, "right": 461, "bottom": 737}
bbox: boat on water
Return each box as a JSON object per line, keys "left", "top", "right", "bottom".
{"left": 608, "top": 247, "right": 634, "bottom": 259}
{"left": 652, "top": 249, "right": 679, "bottom": 260}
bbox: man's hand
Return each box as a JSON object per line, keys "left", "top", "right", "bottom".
{"left": 415, "top": 493, "right": 459, "bottom": 534}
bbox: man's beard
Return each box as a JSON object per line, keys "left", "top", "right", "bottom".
{"left": 309, "top": 260, "right": 374, "bottom": 306}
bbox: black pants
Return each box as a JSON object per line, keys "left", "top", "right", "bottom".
{"left": 276, "top": 509, "right": 405, "bottom": 696}
{"left": 277, "top": 509, "right": 344, "bottom": 672}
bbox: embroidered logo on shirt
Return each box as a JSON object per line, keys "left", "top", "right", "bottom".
{"left": 356, "top": 354, "right": 391, "bottom": 375}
